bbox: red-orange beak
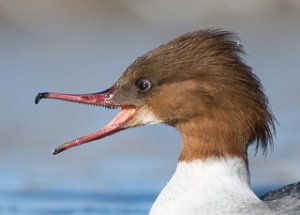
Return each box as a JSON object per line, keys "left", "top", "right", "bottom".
{"left": 35, "top": 87, "right": 136, "bottom": 155}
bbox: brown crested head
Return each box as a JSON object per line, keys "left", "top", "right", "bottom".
{"left": 36, "top": 29, "right": 275, "bottom": 160}
{"left": 112, "top": 29, "right": 276, "bottom": 161}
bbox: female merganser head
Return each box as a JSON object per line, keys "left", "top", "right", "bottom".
{"left": 35, "top": 29, "right": 299, "bottom": 214}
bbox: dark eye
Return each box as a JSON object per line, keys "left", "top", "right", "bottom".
{"left": 136, "top": 79, "right": 152, "bottom": 92}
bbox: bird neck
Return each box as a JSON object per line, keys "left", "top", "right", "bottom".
{"left": 177, "top": 115, "right": 248, "bottom": 161}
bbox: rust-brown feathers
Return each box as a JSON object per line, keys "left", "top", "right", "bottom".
{"left": 116, "top": 29, "right": 275, "bottom": 160}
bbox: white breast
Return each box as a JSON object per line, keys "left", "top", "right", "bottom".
{"left": 149, "top": 158, "right": 273, "bottom": 215}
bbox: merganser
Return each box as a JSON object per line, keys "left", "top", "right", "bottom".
{"left": 35, "top": 29, "right": 300, "bottom": 214}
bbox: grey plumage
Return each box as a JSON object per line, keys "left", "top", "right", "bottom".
{"left": 261, "top": 182, "right": 300, "bottom": 214}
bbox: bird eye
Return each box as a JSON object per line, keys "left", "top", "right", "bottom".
{"left": 136, "top": 79, "right": 152, "bottom": 92}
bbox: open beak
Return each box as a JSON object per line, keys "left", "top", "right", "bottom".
{"left": 35, "top": 87, "right": 136, "bottom": 155}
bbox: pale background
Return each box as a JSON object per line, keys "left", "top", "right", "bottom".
{"left": 1, "top": 0, "right": 300, "bottom": 196}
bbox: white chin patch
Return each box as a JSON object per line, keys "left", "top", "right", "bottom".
{"left": 134, "top": 106, "right": 162, "bottom": 125}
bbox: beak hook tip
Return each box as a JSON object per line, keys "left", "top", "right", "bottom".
{"left": 35, "top": 92, "right": 49, "bottom": 104}
{"left": 52, "top": 145, "right": 66, "bottom": 155}
{"left": 52, "top": 148, "right": 60, "bottom": 155}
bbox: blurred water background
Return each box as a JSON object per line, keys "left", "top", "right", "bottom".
{"left": 1, "top": 0, "right": 300, "bottom": 214}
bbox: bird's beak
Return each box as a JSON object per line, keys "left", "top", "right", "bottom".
{"left": 35, "top": 87, "right": 136, "bottom": 155}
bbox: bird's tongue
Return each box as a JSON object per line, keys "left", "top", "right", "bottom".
{"left": 52, "top": 107, "right": 136, "bottom": 154}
